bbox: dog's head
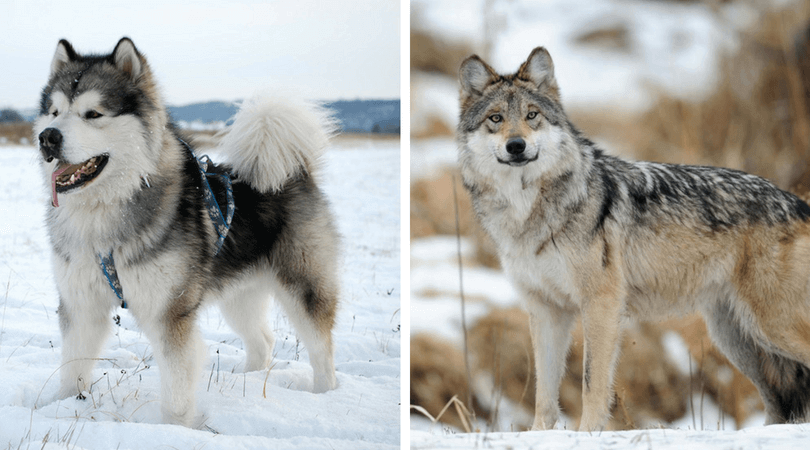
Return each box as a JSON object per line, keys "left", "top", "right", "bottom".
{"left": 458, "top": 47, "right": 574, "bottom": 176}
{"left": 34, "top": 38, "right": 165, "bottom": 206}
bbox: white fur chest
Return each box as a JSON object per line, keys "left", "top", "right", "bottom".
{"left": 53, "top": 247, "right": 118, "bottom": 308}
{"left": 497, "top": 233, "right": 576, "bottom": 303}
{"left": 477, "top": 189, "right": 577, "bottom": 305}
{"left": 477, "top": 176, "right": 540, "bottom": 238}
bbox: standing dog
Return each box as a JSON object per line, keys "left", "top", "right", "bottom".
{"left": 458, "top": 47, "right": 810, "bottom": 431}
{"left": 34, "top": 37, "right": 340, "bottom": 426}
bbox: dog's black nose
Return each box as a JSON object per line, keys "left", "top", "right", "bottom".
{"left": 39, "top": 128, "right": 63, "bottom": 163}
{"left": 506, "top": 137, "right": 526, "bottom": 155}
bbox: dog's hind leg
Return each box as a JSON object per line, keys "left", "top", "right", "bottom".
{"left": 703, "top": 299, "right": 810, "bottom": 424}
{"left": 217, "top": 280, "right": 276, "bottom": 372}
{"left": 525, "top": 296, "right": 576, "bottom": 430}
{"left": 270, "top": 270, "right": 338, "bottom": 393}
{"left": 57, "top": 295, "right": 113, "bottom": 399}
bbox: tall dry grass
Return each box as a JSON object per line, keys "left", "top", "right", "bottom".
{"left": 631, "top": 5, "right": 810, "bottom": 194}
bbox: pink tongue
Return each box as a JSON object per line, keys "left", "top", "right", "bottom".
{"left": 51, "top": 166, "right": 71, "bottom": 207}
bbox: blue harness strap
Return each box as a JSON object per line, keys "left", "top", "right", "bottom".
{"left": 100, "top": 252, "right": 126, "bottom": 308}
{"left": 98, "top": 141, "right": 235, "bottom": 308}
{"left": 195, "top": 154, "right": 235, "bottom": 255}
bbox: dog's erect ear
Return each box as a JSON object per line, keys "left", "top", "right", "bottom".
{"left": 459, "top": 55, "right": 499, "bottom": 97}
{"left": 112, "top": 37, "right": 143, "bottom": 80}
{"left": 50, "top": 39, "right": 78, "bottom": 77}
{"left": 517, "top": 47, "right": 556, "bottom": 88}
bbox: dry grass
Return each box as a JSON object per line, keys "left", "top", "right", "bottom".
{"left": 411, "top": 29, "right": 477, "bottom": 77}
{"left": 411, "top": 333, "right": 483, "bottom": 431}
{"left": 619, "top": 4, "right": 810, "bottom": 194}
{"left": 0, "top": 122, "right": 33, "bottom": 145}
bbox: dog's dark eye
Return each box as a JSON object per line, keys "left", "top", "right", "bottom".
{"left": 52, "top": 110, "right": 59, "bottom": 117}
{"left": 527, "top": 111, "right": 538, "bottom": 120}
{"left": 489, "top": 114, "right": 502, "bottom": 123}
{"left": 85, "top": 110, "right": 103, "bottom": 120}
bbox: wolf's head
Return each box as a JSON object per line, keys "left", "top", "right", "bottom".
{"left": 458, "top": 47, "right": 575, "bottom": 178}
{"left": 34, "top": 38, "right": 167, "bottom": 206}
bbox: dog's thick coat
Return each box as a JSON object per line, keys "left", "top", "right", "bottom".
{"left": 35, "top": 38, "right": 340, "bottom": 427}
{"left": 458, "top": 47, "right": 810, "bottom": 431}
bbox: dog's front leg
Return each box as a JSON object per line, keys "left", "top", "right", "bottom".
{"left": 578, "top": 295, "right": 623, "bottom": 431}
{"left": 526, "top": 297, "right": 576, "bottom": 430}
{"left": 58, "top": 295, "right": 113, "bottom": 399}
{"left": 134, "top": 295, "right": 204, "bottom": 427}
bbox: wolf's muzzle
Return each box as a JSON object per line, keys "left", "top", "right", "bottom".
{"left": 506, "top": 137, "right": 526, "bottom": 155}
{"left": 39, "top": 128, "right": 63, "bottom": 163}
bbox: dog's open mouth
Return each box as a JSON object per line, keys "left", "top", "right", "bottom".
{"left": 53, "top": 154, "right": 109, "bottom": 193}
{"left": 50, "top": 154, "right": 109, "bottom": 207}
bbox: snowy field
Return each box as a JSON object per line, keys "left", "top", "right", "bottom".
{"left": 0, "top": 139, "right": 400, "bottom": 449}
{"left": 411, "top": 425, "right": 810, "bottom": 450}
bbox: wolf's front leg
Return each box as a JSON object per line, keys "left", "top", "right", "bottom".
{"left": 526, "top": 298, "right": 576, "bottom": 430}
{"left": 578, "top": 296, "right": 623, "bottom": 431}
{"left": 58, "top": 296, "right": 113, "bottom": 399}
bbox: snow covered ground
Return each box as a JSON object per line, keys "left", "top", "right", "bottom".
{"left": 411, "top": 424, "right": 810, "bottom": 450}
{"left": 0, "top": 139, "right": 400, "bottom": 449}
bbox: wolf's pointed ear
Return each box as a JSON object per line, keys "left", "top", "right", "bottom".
{"left": 50, "top": 39, "right": 78, "bottom": 77}
{"left": 459, "top": 55, "right": 499, "bottom": 97}
{"left": 112, "top": 37, "right": 143, "bottom": 80}
{"left": 517, "top": 47, "right": 558, "bottom": 93}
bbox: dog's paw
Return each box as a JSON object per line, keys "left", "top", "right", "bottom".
{"left": 56, "top": 384, "right": 80, "bottom": 401}
{"left": 312, "top": 372, "right": 337, "bottom": 393}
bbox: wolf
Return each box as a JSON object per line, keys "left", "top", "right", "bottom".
{"left": 458, "top": 47, "right": 810, "bottom": 431}
{"left": 33, "top": 37, "right": 340, "bottom": 427}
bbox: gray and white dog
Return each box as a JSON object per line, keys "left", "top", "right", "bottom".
{"left": 458, "top": 47, "right": 810, "bottom": 431}
{"left": 34, "top": 37, "right": 340, "bottom": 426}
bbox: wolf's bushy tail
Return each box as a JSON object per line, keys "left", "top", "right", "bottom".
{"left": 217, "top": 93, "right": 339, "bottom": 193}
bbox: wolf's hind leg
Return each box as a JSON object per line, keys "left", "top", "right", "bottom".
{"left": 526, "top": 297, "right": 576, "bottom": 430}
{"left": 218, "top": 281, "right": 276, "bottom": 372}
{"left": 58, "top": 296, "right": 113, "bottom": 399}
{"left": 703, "top": 300, "right": 810, "bottom": 424}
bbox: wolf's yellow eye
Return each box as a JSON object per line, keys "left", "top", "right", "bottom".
{"left": 489, "top": 114, "right": 502, "bottom": 123}
{"left": 85, "top": 110, "right": 103, "bottom": 119}
{"left": 527, "top": 111, "right": 538, "bottom": 120}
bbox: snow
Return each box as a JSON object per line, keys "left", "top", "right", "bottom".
{"left": 411, "top": 425, "right": 810, "bottom": 450}
{"left": 0, "top": 140, "right": 400, "bottom": 449}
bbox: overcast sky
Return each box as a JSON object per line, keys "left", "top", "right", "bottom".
{"left": 0, "top": 0, "right": 400, "bottom": 111}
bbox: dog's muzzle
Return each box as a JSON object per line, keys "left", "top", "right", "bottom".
{"left": 39, "top": 127, "right": 63, "bottom": 163}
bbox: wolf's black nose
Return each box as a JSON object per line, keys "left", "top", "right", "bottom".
{"left": 39, "top": 128, "right": 63, "bottom": 162}
{"left": 506, "top": 137, "right": 526, "bottom": 155}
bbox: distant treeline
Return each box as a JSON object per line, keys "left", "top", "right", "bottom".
{"left": 0, "top": 100, "right": 400, "bottom": 134}
{"left": 2, "top": 99, "right": 400, "bottom": 134}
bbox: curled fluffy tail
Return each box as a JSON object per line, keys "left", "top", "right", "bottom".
{"left": 217, "top": 93, "right": 339, "bottom": 193}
